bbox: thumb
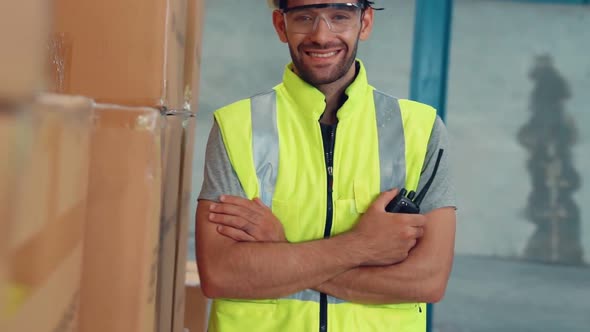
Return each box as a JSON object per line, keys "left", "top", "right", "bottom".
{"left": 372, "top": 188, "right": 400, "bottom": 211}
{"left": 253, "top": 197, "right": 269, "bottom": 209}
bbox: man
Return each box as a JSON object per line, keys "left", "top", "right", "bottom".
{"left": 196, "top": 0, "right": 457, "bottom": 331}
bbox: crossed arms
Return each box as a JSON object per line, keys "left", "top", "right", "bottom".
{"left": 196, "top": 188, "right": 456, "bottom": 305}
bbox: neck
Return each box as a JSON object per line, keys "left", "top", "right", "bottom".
{"left": 317, "top": 63, "right": 357, "bottom": 125}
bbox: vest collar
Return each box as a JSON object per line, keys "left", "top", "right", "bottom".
{"left": 281, "top": 59, "right": 371, "bottom": 121}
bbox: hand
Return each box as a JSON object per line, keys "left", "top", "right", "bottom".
{"left": 209, "top": 195, "right": 287, "bottom": 243}
{"left": 352, "top": 189, "right": 426, "bottom": 266}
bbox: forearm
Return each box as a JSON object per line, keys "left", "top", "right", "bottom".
{"left": 200, "top": 235, "right": 363, "bottom": 299}
{"left": 197, "top": 196, "right": 437, "bottom": 301}
{"left": 196, "top": 198, "right": 370, "bottom": 299}
{"left": 315, "top": 251, "right": 443, "bottom": 304}
{"left": 315, "top": 208, "right": 456, "bottom": 304}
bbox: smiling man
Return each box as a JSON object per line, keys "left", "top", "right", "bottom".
{"left": 195, "top": 1, "right": 457, "bottom": 331}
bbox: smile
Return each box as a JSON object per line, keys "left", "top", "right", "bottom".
{"left": 306, "top": 50, "right": 340, "bottom": 58}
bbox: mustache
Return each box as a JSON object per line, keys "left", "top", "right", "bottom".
{"left": 298, "top": 42, "right": 347, "bottom": 51}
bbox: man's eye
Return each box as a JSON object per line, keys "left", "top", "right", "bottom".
{"left": 332, "top": 14, "right": 352, "bottom": 21}
{"left": 293, "top": 15, "right": 314, "bottom": 23}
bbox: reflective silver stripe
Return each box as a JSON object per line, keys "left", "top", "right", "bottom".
{"left": 251, "top": 90, "right": 279, "bottom": 207}
{"left": 283, "top": 289, "right": 320, "bottom": 303}
{"left": 283, "top": 290, "right": 348, "bottom": 304}
{"left": 374, "top": 90, "right": 406, "bottom": 192}
{"left": 327, "top": 295, "right": 347, "bottom": 305}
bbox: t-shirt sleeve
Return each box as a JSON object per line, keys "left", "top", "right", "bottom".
{"left": 198, "top": 120, "right": 247, "bottom": 202}
{"left": 415, "top": 116, "right": 457, "bottom": 214}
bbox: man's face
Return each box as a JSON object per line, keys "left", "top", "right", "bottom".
{"left": 273, "top": 0, "right": 374, "bottom": 87}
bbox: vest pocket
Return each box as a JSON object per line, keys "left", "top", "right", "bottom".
{"left": 332, "top": 181, "right": 373, "bottom": 236}
{"left": 364, "top": 302, "right": 422, "bottom": 310}
{"left": 332, "top": 199, "right": 360, "bottom": 235}
{"left": 214, "top": 298, "right": 278, "bottom": 316}
{"left": 211, "top": 299, "right": 278, "bottom": 331}
{"left": 331, "top": 302, "right": 424, "bottom": 332}
{"left": 220, "top": 298, "right": 278, "bottom": 304}
{"left": 271, "top": 198, "right": 302, "bottom": 242}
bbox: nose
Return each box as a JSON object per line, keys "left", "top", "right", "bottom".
{"left": 308, "top": 16, "right": 333, "bottom": 43}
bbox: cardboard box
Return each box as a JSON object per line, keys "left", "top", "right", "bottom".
{"left": 183, "top": 0, "right": 206, "bottom": 113}
{"left": 0, "top": 0, "right": 50, "bottom": 100}
{"left": 0, "top": 249, "right": 5, "bottom": 325}
{"left": 51, "top": 0, "right": 188, "bottom": 109}
{"left": 157, "top": 112, "right": 184, "bottom": 332}
{"left": 184, "top": 262, "right": 207, "bottom": 332}
{"left": 1, "top": 94, "right": 93, "bottom": 332}
{"left": 80, "top": 104, "right": 162, "bottom": 332}
{"left": 157, "top": 111, "right": 196, "bottom": 332}
{"left": 172, "top": 114, "right": 197, "bottom": 332}
{"left": 0, "top": 106, "right": 20, "bottom": 324}
{"left": 0, "top": 105, "right": 31, "bottom": 323}
{"left": 0, "top": 106, "right": 28, "bottom": 250}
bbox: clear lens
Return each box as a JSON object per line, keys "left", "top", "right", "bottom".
{"left": 285, "top": 6, "right": 361, "bottom": 34}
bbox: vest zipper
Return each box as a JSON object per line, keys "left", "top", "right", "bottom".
{"left": 320, "top": 124, "right": 336, "bottom": 332}
{"left": 323, "top": 125, "right": 335, "bottom": 238}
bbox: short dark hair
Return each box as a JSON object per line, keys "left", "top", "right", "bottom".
{"left": 275, "top": 0, "right": 383, "bottom": 11}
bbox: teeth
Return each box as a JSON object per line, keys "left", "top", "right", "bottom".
{"left": 309, "top": 51, "right": 338, "bottom": 58}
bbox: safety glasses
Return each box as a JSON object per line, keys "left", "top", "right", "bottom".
{"left": 282, "top": 3, "right": 364, "bottom": 34}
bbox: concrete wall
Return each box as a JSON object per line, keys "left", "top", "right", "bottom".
{"left": 448, "top": 0, "right": 590, "bottom": 265}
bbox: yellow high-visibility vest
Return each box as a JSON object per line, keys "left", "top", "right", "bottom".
{"left": 211, "top": 61, "right": 437, "bottom": 332}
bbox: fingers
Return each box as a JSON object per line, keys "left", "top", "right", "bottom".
{"left": 253, "top": 197, "right": 269, "bottom": 209}
{"left": 209, "top": 196, "right": 286, "bottom": 243}
{"left": 406, "top": 215, "right": 427, "bottom": 227}
{"left": 394, "top": 212, "right": 427, "bottom": 228}
{"left": 209, "top": 198, "right": 271, "bottom": 231}
{"left": 220, "top": 195, "right": 256, "bottom": 208}
{"left": 371, "top": 188, "right": 400, "bottom": 211}
{"left": 216, "top": 195, "right": 268, "bottom": 212}
{"left": 210, "top": 201, "right": 263, "bottom": 225}
{"left": 216, "top": 225, "right": 256, "bottom": 242}
{"left": 209, "top": 212, "right": 251, "bottom": 231}
{"left": 414, "top": 226, "right": 425, "bottom": 239}
{"left": 210, "top": 202, "right": 255, "bottom": 217}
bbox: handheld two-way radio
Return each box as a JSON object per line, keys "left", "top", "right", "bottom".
{"left": 385, "top": 149, "right": 444, "bottom": 214}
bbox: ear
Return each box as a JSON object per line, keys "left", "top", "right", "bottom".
{"left": 359, "top": 8, "right": 374, "bottom": 41}
{"left": 272, "top": 10, "right": 289, "bottom": 43}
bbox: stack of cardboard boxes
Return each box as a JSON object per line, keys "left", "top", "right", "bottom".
{"left": 82, "top": 104, "right": 162, "bottom": 332}
{"left": 0, "top": 107, "right": 30, "bottom": 330}
{"left": 52, "top": 0, "right": 206, "bottom": 331}
{"left": 1, "top": 0, "right": 206, "bottom": 331}
{"left": 4, "top": 95, "right": 94, "bottom": 332}
{"left": 1, "top": 1, "right": 94, "bottom": 331}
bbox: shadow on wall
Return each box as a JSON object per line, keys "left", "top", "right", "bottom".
{"left": 518, "top": 54, "right": 584, "bottom": 265}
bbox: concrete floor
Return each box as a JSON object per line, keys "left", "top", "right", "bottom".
{"left": 434, "top": 255, "right": 590, "bottom": 332}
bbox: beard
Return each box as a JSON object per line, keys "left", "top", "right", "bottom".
{"left": 288, "top": 38, "right": 360, "bottom": 87}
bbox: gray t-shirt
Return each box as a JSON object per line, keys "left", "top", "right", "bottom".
{"left": 199, "top": 116, "right": 456, "bottom": 214}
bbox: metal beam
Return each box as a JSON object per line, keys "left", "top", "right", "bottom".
{"left": 410, "top": 0, "right": 453, "bottom": 121}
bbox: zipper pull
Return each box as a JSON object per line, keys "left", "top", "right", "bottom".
{"left": 328, "top": 166, "right": 333, "bottom": 176}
